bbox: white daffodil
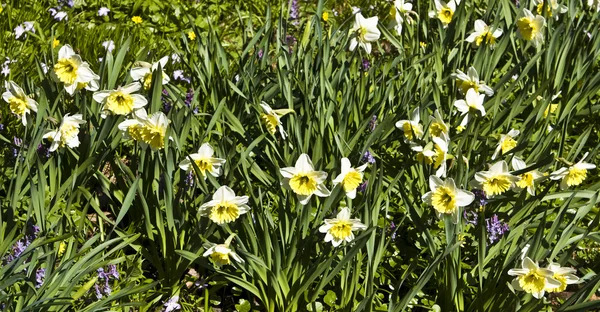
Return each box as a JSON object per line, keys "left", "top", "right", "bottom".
{"left": 349, "top": 13, "right": 381, "bottom": 54}
{"left": 319, "top": 207, "right": 367, "bottom": 247}
{"left": 511, "top": 156, "right": 544, "bottom": 196}
{"left": 199, "top": 186, "right": 250, "bottom": 225}
{"left": 474, "top": 161, "right": 519, "bottom": 197}
{"left": 589, "top": 0, "right": 600, "bottom": 12}
{"left": 432, "top": 132, "right": 450, "bottom": 178}
{"left": 53, "top": 45, "right": 99, "bottom": 95}
{"left": 203, "top": 234, "right": 243, "bottom": 267}
{"left": 2, "top": 81, "right": 37, "bottom": 125}
{"left": 451, "top": 67, "right": 494, "bottom": 96}
{"left": 429, "top": 109, "right": 449, "bottom": 138}
{"left": 130, "top": 56, "right": 170, "bottom": 90}
{"left": 465, "top": 20, "right": 503, "bottom": 48}
{"left": 533, "top": 0, "right": 567, "bottom": 19}
{"left": 260, "top": 102, "right": 294, "bottom": 139}
{"left": 545, "top": 263, "right": 579, "bottom": 293}
{"left": 492, "top": 129, "right": 519, "bottom": 160}
{"left": 422, "top": 175, "right": 474, "bottom": 223}
{"left": 428, "top": 0, "right": 460, "bottom": 28}
{"left": 118, "top": 108, "right": 149, "bottom": 141}
{"left": 280, "top": 153, "right": 331, "bottom": 205}
{"left": 395, "top": 107, "right": 424, "bottom": 142}
{"left": 43, "top": 113, "right": 86, "bottom": 152}
{"left": 550, "top": 152, "right": 596, "bottom": 190}
{"left": 178, "top": 143, "right": 226, "bottom": 180}
{"left": 508, "top": 257, "right": 561, "bottom": 299}
{"left": 93, "top": 82, "right": 147, "bottom": 117}
{"left": 411, "top": 142, "right": 435, "bottom": 165}
{"left": 120, "top": 111, "right": 169, "bottom": 151}
{"left": 390, "top": 0, "right": 417, "bottom": 35}
{"left": 333, "top": 158, "right": 368, "bottom": 199}
{"left": 454, "top": 88, "right": 486, "bottom": 127}
{"left": 516, "top": 9, "right": 546, "bottom": 48}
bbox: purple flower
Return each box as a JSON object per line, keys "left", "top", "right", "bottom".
{"left": 257, "top": 49, "right": 264, "bottom": 59}
{"left": 485, "top": 214, "right": 509, "bottom": 244}
{"left": 285, "top": 35, "right": 297, "bottom": 46}
{"left": 361, "top": 58, "right": 371, "bottom": 71}
{"left": 357, "top": 180, "right": 368, "bottom": 193}
{"left": 361, "top": 151, "right": 376, "bottom": 164}
{"left": 98, "top": 7, "right": 110, "bottom": 16}
{"left": 173, "top": 70, "right": 190, "bottom": 84}
{"left": 471, "top": 189, "right": 488, "bottom": 207}
{"left": 0, "top": 124, "right": 4, "bottom": 131}
{"left": 162, "top": 89, "right": 172, "bottom": 113}
{"left": 12, "top": 240, "right": 26, "bottom": 258}
{"left": 164, "top": 296, "right": 181, "bottom": 312}
{"left": 94, "top": 284, "right": 103, "bottom": 299}
{"left": 13, "top": 137, "right": 22, "bottom": 158}
{"left": 49, "top": 9, "right": 68, "bottom": 21}
{"left": 289, "top": 0, "right": 299, "bottom": 25}
{"left": 184, "top": 170, "right": 194, "bottom": 188}
{"left": 37, "top": 144, "right": 51, "bottom": 158}
{"left": 195, "top": 278, "right": 209, "bottom": 290}
{"left": 389, "top": 221, "right": 397, "bottom": 240}
{"left": 463, "top": 209, "right": 478, "bottom": 225}
{"left": 107, "top": 264, "right": 119, "bottom": 279}
{"left": 368, "top": 115, "right": 377, "bottom": 132}
{"left": 35, "top": 268, "right": 45, "bottom": 288}
{"left": 185, "top": 89, "right": 194, "bottom": 107}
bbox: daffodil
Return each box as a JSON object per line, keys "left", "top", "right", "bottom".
{"left": 395, "top": 107, "right": 424, "bottom": 142}
{"left": 43, "top": 113, "right": 86, "bottom": 152}
{"left": 474, "top": 161, "right": 519, "bottom": 197}
{"left": 280, "top": 153, "right": 331, "bottom": 205}
{"left": 411, "top": 142, "right": 435, "bottom": 165}
{"left": 349, "top": 13, "right": 381, "bottom": 54}
{"left": 53, "top": 44, "right": 99, "bottom": 95}
{"left": 429, "top": 109, "right": 449, "bottom": 138}
{"left": 390, "top": 0, "right": 417, "bottom": 35}
{"left": 118, "top": 109, "right": 149, "bottom": 141}
{"left": 454, "top": 88, "right": 486, "bottom": 127}
{"left": 130, "top": 56, "right": 170, "bottom": 90}
{"left": 428, "top": 0, "right": 460, "bottom": 28}
{"left": 178, "top": 143, "right": 226, "bottom": 179}
{"left": 118, "top": 110, "right": 170, "bottom": 150}
{"left": 2, "top": 81, "right": 37, "bottom": 125}
{"left": 544, "top": 263, "right": 579, "bottom": 293}
{"left": 260, "top": 102, "right": 294, "bottom": 139}
{"left": 516, "top": 9, "right": 546, "bottom": 47}
{"left": 511, "top": 156, "right": 543, "bottom": 196}
{"left": 319, "top": 207, "right": 367, "bottom": 247}
{"left": 589, "top": 0, "right": 600, "bottom": 12}
{"left": 333, "top": 158, "right": 368, "bottom": 199}
{"left": 550, "top": 152, "right": 596, "bottom": 190}
{"left": 93, "top": 82, "right": 148, "bottom": 117}
{"left": 451, "top": 67, "right": 494, "bottom": 96}
{"left": 203, "top": 234, "right": 243, "bottom": 267}
{"left": 422, "top": 175, "right": 474, "bottom": 222}
{"left": 533, "top": 0, "right": 567, "bottom": 19}
{"left": 465, "top": 20, "right": 503, "bottom": 48}
{"left": 492, "top": 129, "right": 519, "bottom": 160}
{"left": 432, "top": 132, "right": 450, "bottom": 178}
{"left": 508, "top": 257, "right": 561, "bottom": 299}
{"left": 199, "top": 186, "right": 249, "bottom": 225}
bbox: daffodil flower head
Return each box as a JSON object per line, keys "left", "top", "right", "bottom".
{"left": 2, "top": 81, "right": 38, "bottom": 125}
{"left": 203, "top": 234, "right": 244, "bottom": 267}
{"left": 429, "top": 109, "right": 449, "bottom": 138}
{"left": 280, "top": 153, "right": 331, "bottom": 205}
{"left": 451, "top": 67, "right": 494, "bottom": 96}
{"left": 533, "top": 0, "right": 568, "bottom": 19}
{"left": 429, "top": 0, "right": 460, "bottom": 27}
{"left": 516, "top": 9, "right": 546, "bottom": 47}
{"left": 474, "top": 161, "right": 519, "bottom": 197}
{"left": 511, "top": 156, "right": 544, "bottom": 196}
{"left": 179, "top": 143, "right": 226, "bottom": 180}
{"left": 93, "top": 82, "right": 148, "bottom": 118}
{"left": 118, "top": 109, "right": 149, "bottom": 141}
{"left": 333, "top": 158, "right": 368, "bottom": 199}
{"left": 319, "top": 207, "right": 367, "bottom": 247}
{"left": 395, "top": 107, "right": 424, "bottom": 142}
{"left": 349, "top": 13, "right": 381, "bottom": 54}
{"left": 422, "top": 175, "right": 474, "bottom": 223}
{"left": 550, "top": 152, "right": 596, "bottom": 190}
{"left": 411, "top": 142, "right": 435, "bottom": 165}
{"left": 508, "top": 257, "right": 561, "bottom": 299}
{"left": 432, "top": 132, "right": 450, "bottom": 178}
{"left": 137, "top": 112, "right": 170, "bottom": 150}
{"left": 465, "top": 20, "right": 503, "bottom": 48}
{"left": 260, "top": 102, "right": 294, "bottom": 139}
{"left": 390, "top": 0, "right": 417, "bottom": 35}
{"left": 130, "top": 56, "right": 170, "bottom": 90}
{"left": 492, "top": 129, "right": 519, "bottom": 160}
{"left": 53, "top": 45, "right": 99, "bottom": 95}
{"left": 199, "top": 186, "right": 249, "bottom": 225}
{"left": 544, "top": 263, "right": 579, "bottom": 293}
{"left": 43, "top": 113, "right": 86, "bottom": 152}
{"left": 454, "top": 88, "right": 486, "bottom": 127}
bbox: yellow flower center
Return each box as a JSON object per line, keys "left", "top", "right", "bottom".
{"left": 517, "top": 17, "right": 538, "bottom": 41}
{"left": 193, "top": 158, "right": 212, "bottom": 176}
{"left": 342, "top": 170, "right": 362, "bottom": 192}
{"left": 402, "top": 122, "right": 421, "bottom": 141}
{"left": 482, "top": 175, "right": 512, "bottom": 196}
{"left": 390, "top": 6, "right": 397, "bottom": 18}
{"left": 476, "top": 30, "right": 496, "bottom": 46}
{"left": 210, "top": 202, "right": 240, "bottom": 224}
{"left": 210, "top": 251, "right": 231, "bottom": 266}
{"left": 546, "top": 274, "right": 567, "bottom": 293}
{"left": 105, "top": 91, "right": 135, "bottom": 115}
{"left": 8, "top": 96, "right": 28, "bottom": 116}
{"left": 431, "top": 186, "right": 456, "bottom": 214}
{"left": 544, "top": 104, "right": 558, "bottom": 118}
{"left": 536, "top": 2, "right": 553, "bottom": 16}
{"left": 357, "top": 26, "right": 369, "bottom": 42}
{"left": 460, "top": 80, "right": 479, "bottom": 95}
{"left": 128, "top": 124, "right": 144, "bottom": 141}
{"left": 261, "top": 114, "right": 278, "bottom": 134}
{"left": 142, "top": 73, "right": 153, "bottom": 90}
{"left": 518, "top": 270, "right": 546, "bottom": 295}
{"left": 54, "top": 58, "right": 79, "bottom": 85}
{"left": 416, "top": 151, "right": 433, "bottom": 165}
{"left": 140, "top": 124, "right": 165, "bottom": 150}
{"left": 429, "top": 122, "right": 446, "bottom": 137}
{"left": 564, "top": 167, "right": 587, "bottom": 187}
{"left": 289, "top": 174, "right": 318, "bottom": 196}
{"left": 438, "top": 7, "right": 453, "bottom": 25}
{"left": 501, "top": 137, "right": 518, "bottom": 154}
{"left": 517, "top": 172, "right": 535, "bottom": 189}
{"left": 329, "top": 220, "right": 353, "bottom": 241}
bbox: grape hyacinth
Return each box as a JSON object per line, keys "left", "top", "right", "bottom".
{"left": 362, "top": 151, "right": 376, "bottom": 164}
{"left": 368, "top": 115, "right": 377, "bottom": 132}
{"left": 361, "top": 58, "right": 371, "bottom": 71}
{"left": 184, "top": 88, "right": 194, "bottom": 108}
{"left": 471, "top": 189, "right": 488, "bottom": 207}
{"left": 35, "top": 268, "right": 45, "bottom": 288}
{"left": 289, "top": 0, "right": 299, "bottom": 25}
{"left": 94, "top": 265, "right": 119, "bottom": 299}
{"left": 357, "top": 180, "right": 368, "bottom": 193}
{"left": 463, "top": 209, "right": 478, "bottom": 225}
{"left": 162, "top": 89, "right": 172, "bottom": 113}
{"left": 486, "top": 214, "right": 509, "bottom": 243}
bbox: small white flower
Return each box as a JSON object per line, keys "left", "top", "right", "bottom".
{"left": 14, "top": 25, "right": 26, "bottom": 39}
{"left": 102, "top": 40, "right": 115, "bottom": 53}
{"left": 98, "top": 7, "right": 110, "bottom": 17}
{"left": 349, "top": 13, "right": 381, "bottom": 54}
{"left": 332, "top": 158, "right": 368, "bottom": 199}
{"left": 319, "top": 207, "right": 367, "bottom": 247}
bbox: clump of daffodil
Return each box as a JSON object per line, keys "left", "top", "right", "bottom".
{"left": 395, "top": 107, "right": 424, "bottom": 142}
{"left": 260, "top": 102, "right": 294, "bottom": 139}
{"left": 53, "top": 44, "right": 99, "bottom": 95}
{"left": 429, "top": 109, "right": 449, "bottom": 138}
{"left": 473, "top": 161, "right": 519, "bottom": 197}
{"left": 93, "top": 82, "right": 147, "bottom": 118}
{"left": 492, "top": 129, "right": 519, "bottom": 160}
{"left": 389, "top": 0, "right": 417, "bottom": 35}
{"left": 511, "top": 156, "right": 544, "bottom": 196}
{"left": 411, "top": 142, "right": 435, "bottom": 165}
{"left": 199, "top": 186, "right": 249, "bottom": 225}
{"left": 319, "top": 207, "right": 367, "bottom": 247}
{"left": 2, "top": 81, "right": 38, "bottom": 125}
{"left": 422, "top": 175, "right": 474, "bottom": 223}
{"left": 178, "top": 143, "right": 226, "bottom": 179}
{"left": 454, "top": 88, "right": 486, "bottom": 127}
{"left": 428, "top": 0, "right": 460, "bottom": 28}
{"left": 550, "top": 152, "right": 596, "bottom": 190}
{"left": 533, "top": 0, "right": 567, "bottom": 19}
{"left": 349, "top": 12, "right": 381, "bottom": 54}
{"left": 333, "top": 158, "right": 368, "bottom": 199}
{"left": 280, "top": 153, "right": 331, "bottom": 205}
{"left": 508, "top": 257, "right": 561, "bottom": 299}
{"left": 451, "top": 67, "right": 494, "bottom": 96}
{"left": 203, "top": 234, "right": 243, "bottom": 267}
{"left": 516, "top": 9, "right": 546, "bottom": 48}
{"left": 465, "top": 20, "right": 503, "bottom": 49}
{"left": 43, "top": 113, "right": 86, "bottom": 152}
{"left": 432, "top": 132, "right": 450, "bottom": 178}
{"left": 544, "top": 263, "right": 579, "bottom": 293}
{"left": 130, "top": 56, "right": 170, "bottom": 90}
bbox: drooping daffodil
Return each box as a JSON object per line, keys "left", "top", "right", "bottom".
{"left": 260, "top": 102, "right": 294, "bottom": 139}
{"left": 203, "top": 234, "right": 244, "bottom": 267}
{"left": 451, "top": 67, "right": 494, "bottom": 96}
{"left": 43, "top": 113, "right": 86, "bottom": 152}
{"left": 550, "top": 152, "right": 596, "bottom": 190}
{"left": 454, "top": 88, "right": 486, "bottom": 127}
{"left": 492, "top": 129, "right": 519, "bottom": 160}
{"left": 130, "top": 56, "right": 170, "bottom": 90}
{"left": 516, "top": 9, "right": 546, "bottom": 48}
{"left": 395, "top": 107, "right": 424, "bottom": 142}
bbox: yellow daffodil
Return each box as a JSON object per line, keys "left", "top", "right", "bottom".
{"left": 465, "top": 20, "right": 503, "bottom": 48}
{"left": 544, "top": 263, "right": 579, "bottom": 293}
{"left": 349, "top": 13, "right": 381, "bottom": 54}
{"left": 203, "top": 234, "right": 243, "bottom": 267}
{"left": 132, "top": 16, "right": 143, "bottom": 24}
{"left": 43, "top": 113, "right": 86, "bottom": 152}
{"left": 333, "top": 158, "right": 368, "bottom": 199}
{"left": 93, "top": 82, "right": 148, "bottom": 117}
{"left": 533, "top": 0, "right": 567, "bottom": 19}
{"left": 178, "top": 143, "right": 226, "bottom": 179}
{"left": 454, "top": 88, "right": 486, "bottom": 127}
{"left": 199, "top": 186, "right": 249, "bottom": 225}
{"left": 319, "top": 207, "right": 367, "bottom": 247}
{"left": 53, "top": 44, "right": 99, "bottom": 95}
{"left": 428, "top": 0, "right": 460, "bottom": 28}
{"left": 2, "top": 81, "right": 38, "bottom": 125}
{"left": 492, "top": 129, "right": 519, "bottom": 160}
{"left": 390, "top": 0, "right": 417, "bottom": 35}
{"left": 508, "top": 257, "right": 561, "bottom": 299}
{"left": 511, "top": 156, "right": 544, "bottom": 196}
{"left": 130, "top": 56, "right": 170, "bottom": 90}
{"left": 429, "top": 109, "right": 449, "bottom": 138}
{"left": 451, "top": 67, "right": 494, "bottom": 96}
{"left": 550, "top": 152, "right": 596, "bottom": 190}
{"left": 474, "top": 161, "right": 519, "bottom": 197}
{"left": 260, "top": 102, "right": 294, "bottom": 139}
{"left": 422, "top": 175, "right": 474, "bottom": 222}
{"left": 280, "top": 153, "right": 331, "bottom": 205}
{"left": 395, "top": 107, "right": 424, "bottom": 142}
{"left": 516, "top": 9, "right": 546, "bottom": 47}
